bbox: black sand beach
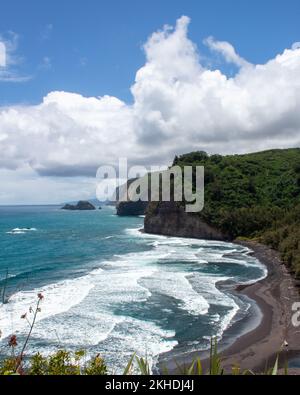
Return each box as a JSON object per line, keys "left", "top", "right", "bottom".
{"left": 157, "top": 241, "right": 300, "bottom": 374}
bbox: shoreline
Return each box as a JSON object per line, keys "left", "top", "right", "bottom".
{"left": 156, "top": 240, "right": 300, "bottom": 374}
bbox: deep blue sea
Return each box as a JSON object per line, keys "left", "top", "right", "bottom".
{"left": 0, "top": 205, "right": 267, "bottom": 372}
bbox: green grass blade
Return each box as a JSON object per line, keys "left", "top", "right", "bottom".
{"left": 187, "top": 360, "right": 196, "bottom": 375}
{"left": 196, "top": 358, "right": 203, "bottom": 375}
{"left": 271, "top": 355, "right": 279, "bottom": 376}
{"left": 123, "top": 353, "right": 136, "bottom": 375}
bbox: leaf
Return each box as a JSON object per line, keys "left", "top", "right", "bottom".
{"left": 123, "top": 353, "right": 136, "bottom": 375}
{"left": 187, "top": 361, "right": 196, "bottom": 375}
{"left": 271, "top": 355, "right": 279, "bottom": 376}
{"left": 196, "top": 358, "right": 203, "bottom": 375}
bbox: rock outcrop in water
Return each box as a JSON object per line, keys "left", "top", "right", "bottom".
{"left": 144, "top": 201, "right": 227, "bottom": 240}
{"left": 62, "top": 201, "right": 96, "bottom": 211}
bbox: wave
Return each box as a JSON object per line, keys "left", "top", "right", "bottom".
{"left": 141, "top": 271, "right": 209, "bottom": 316}
{"left": 125, "top": 226, "right": 267, "bottom": 337}
{"left": 0, "top": 224, "right": 267, "bottom": 373}
{"left": 14, "top": 227, "right": 37, "bottom": 232}
{"left": 6, "top": 227, "right": 37, "bottom": 235}
{"left": 188, "top": 274, "right": 240, "bottom": 335}
{"left": 0, "top": 252, "right": 176, "bottom": 373}
{"left": 0, "top": 276, "right": 94, "bottom": 339}
{"left": 0, "top": 273, "right": 17, "bottom": 281}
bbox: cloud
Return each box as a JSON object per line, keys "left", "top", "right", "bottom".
{"left": 0, "top": 166, "right": 96, "bottom": 205}
{"left": 204, "top": 36, "right": 251, "bottom": 68}
{"left": 79, "top": 57, "right": 88, "bottom": 67}
{"left": 131, "top": 16, "right": 300, "bottom": 154}
{"left": 0, "top": 92, "right": 135, "bottom": 176}
{"left": 0, "top": 41, "right": 6, "bottom": 67}
{"left": 292, "top": 42, "right": 300, "bottom": 50}
{"left": 0, "top": 32, "right": 31, "bottom": 82}
{"left": 40, "top": 24, "right": 53, "bottom": 41}
{"left": 39, "top": 56, "right": 52, "bottom": 70}
{"left": 0, "top": 15, "right": 300, "bottom": 202}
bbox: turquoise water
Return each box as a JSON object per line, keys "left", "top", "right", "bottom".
{"left": 0, "top": 205, "right": 266, "bottom": 372}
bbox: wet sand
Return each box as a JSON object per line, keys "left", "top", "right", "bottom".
{"left": 158, "top": 241, "right": 300, "bottom": 374}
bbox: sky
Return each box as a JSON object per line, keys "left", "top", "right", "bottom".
{"left": 0, "top": 0, "right": 300, "bottom": 204}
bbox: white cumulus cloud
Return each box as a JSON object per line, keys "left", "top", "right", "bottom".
{"left": 0, "top": 32, "right": 30, "bottom": 82}
{"left": 203, "top": 36, "right": 251, "bottom": 68}
{"left": 1, "top": 16, "right": 300, "bottom": 203}
{"left": 0, "top": 91, "right": 135, "bottom": 175}
{"left": 131, "top": 16, "right": 300, "bottom": 155}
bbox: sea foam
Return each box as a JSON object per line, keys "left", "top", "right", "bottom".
{"left": 0, "top": 224, "right": 267, "bottom": 373}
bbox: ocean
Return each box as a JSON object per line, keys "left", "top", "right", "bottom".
{"left": 0, "top": 205, "right": 267, "bottom": 372}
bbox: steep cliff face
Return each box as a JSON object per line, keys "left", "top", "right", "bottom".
{"left": 116, "top": 200, "right": 148, "bottom": 216}
{"left": 116, "top": 177, "right": 149, "bottom": 216}
{"left": 144, "top": 202, "right": 227, "bottom": 241}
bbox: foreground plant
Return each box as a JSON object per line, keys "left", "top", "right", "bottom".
{"left": 0, "top": 294, "right": 289, "bottom": 375}
{"left": 28, "top": 350, "right": 107, "bottom": 375}
{"left": 123, "top": 338, "right": 286, "bottom": 376}
{"left": 0, "top": 342, "right": 287, "bottom": 376}
{"left": 0, "top": 293, "right": 44, "bottom": 374}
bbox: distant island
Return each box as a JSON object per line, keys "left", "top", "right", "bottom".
{"left": 61, "top": 201, "right": 96, "bottom": 211}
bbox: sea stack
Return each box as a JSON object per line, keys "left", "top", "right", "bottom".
{"left": 61, "top": 201, "right": 96, "bottom": 210}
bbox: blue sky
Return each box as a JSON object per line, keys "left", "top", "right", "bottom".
{"left": 1, "top": 0, "right": 299, "bottom": 105}
{"left": 0, "top": 1, "right": 300, "bottom": 204}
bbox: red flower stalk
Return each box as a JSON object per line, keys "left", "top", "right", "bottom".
{"left": 37, "top": 293, "right": 44, "bottom": 300}
{"left": 8, "top": 335, "right": 17, "bottom": 347}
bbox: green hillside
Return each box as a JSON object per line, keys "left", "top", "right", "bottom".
{"left": 172, "top": 148, "right": 300, "bottom": 278}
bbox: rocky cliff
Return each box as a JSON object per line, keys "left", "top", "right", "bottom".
{"left": 144, "top": 201, "right": 227, "bottom": 241}
{"left": 116, "top": 177, "right": 149, "bottom": 216}
{"left": 117, "top": 200, "right": 148, "bottom": 216}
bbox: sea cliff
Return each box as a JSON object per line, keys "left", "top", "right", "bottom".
{"left": 116, "top": 148, "right": 300, "bottom": 279}
{"left": 144, "top": 201, "right": 226, "bottom": 240}
{"left": 117, "top": 200, "right": 148, "bottom": 216}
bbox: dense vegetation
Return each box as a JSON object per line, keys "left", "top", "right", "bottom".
{"left": 172, "top": 148, "right": 300, "bottom": 278}
{"left": 0, "top": 349, "right": 108, "bottom": 375}
{"left": 260, "top": 205, "right": 300, "bottom": 278}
